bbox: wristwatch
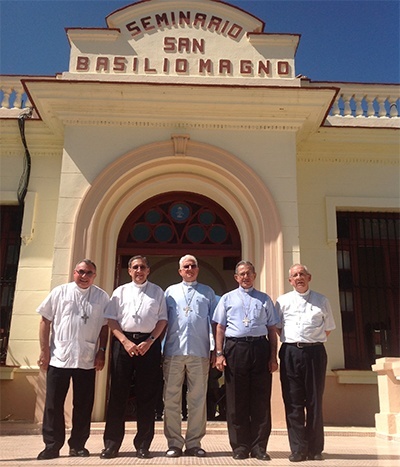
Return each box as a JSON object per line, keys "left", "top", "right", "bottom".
{"left": 149, "top": 335, "right": 156, "bottom": 341}
{"left": 216, "top": 351, "right": 224, "bottom": 357}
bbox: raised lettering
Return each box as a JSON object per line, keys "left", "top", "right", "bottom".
{"left": 113, "top": 57, "right": 126, "bottom": 72}
{"left": 193, "top": 13, "right": 207, "bottom": 28}
{"left": 176, "top": 59, "right": 188, "bottom": 73}
{"left": 126, "top": 21, "right": 141, "bottom": 38}
{"left": 240, "top": 60, "right": 253, "bottom": 74}
{"left": 155, "top": 13, "right": 169, "bottom": 28}
{"left": 96, "top": 57, "right": 109, "bottom": 72}
{"left": 199, "top": 59, "right": 213, "bottom": 74}
{"left": 179, "top": 11, "right": 191, "bottom": 26}
{"left": 193, "top": 38, "right": 205, "bottom": 53}
{"left": 164, "top": 37, "right": 176, "bottom": 52}
{"left": 178, "top": 38, "right": 191, "bottom": 53}
{"left": 76, "top": 56, "right": 89, "bottom": 71}
{"left": 145, "top": 58, "right": 157, "bottom": 73}
{"left": 208, "top": 16, "right": 223, "bottom": 31}
{"left": 227, "top": 24, "right": 243, "bottom": 39}
{"left": 277, "top": 61, "right": 290, "bottom": 75}
{"left": 219, "top": 59, "right": 232, "bottom": 74}
{"left": 258, "top": 61, "right": 270, "bottom": 75}
{"left": 141, "top": 16, "right": 155, "bottom": 32}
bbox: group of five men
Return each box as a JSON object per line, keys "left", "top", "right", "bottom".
{"left": 37, "top": 254, "right": 335, "bottom": 462}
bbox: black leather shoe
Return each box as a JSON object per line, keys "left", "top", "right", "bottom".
{"left": 233, "top": 449, "right": 249, "bottom": 459}
{"left": 251, "top": 448, "right": 271, "bottom": 460}
{"left": 289, "top": 452, "right": 307, "bottom": 462}
{"left": 185, "top": 447, "right": 206, "bottom": 457}
{"left": 37, "top": 448, "right": 59, "bottom": 460}
{"left": 100, "top": 447, "right": 118, "bottom": 459}
{"left": 137, "top": 448, "right": 152, "bottom": 458}
{"left": 166, "top": 447, "right": 182, "bottom": 458}
{"left": 308, "top": 453, "right": 324, "bottom": 460}
{"left": 69, "top": 447, "right": 90, "bottom": 457}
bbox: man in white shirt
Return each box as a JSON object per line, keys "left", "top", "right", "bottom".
{"left": 101, "top": 256, "right": 167, "bottom": 460}
{"left": 163, "top": 255, "right": 218, "bottom": 458}
{"left": 37, "top": 259, "right": 109, "bottom": 460}
{"left": 275, "top": 264, "right": 336, "bottom": 463}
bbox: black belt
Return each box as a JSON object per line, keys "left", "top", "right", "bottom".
{"left": 123, "top": 332, "right": 151, "bottom": 340}
{"left": 284, "top": 342, "right": 323, "bottom": 349}
{"left": 227, "top": 336, "right": 266, "bottom": 342}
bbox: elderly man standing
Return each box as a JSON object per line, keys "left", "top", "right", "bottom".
{"left": 213, "top": 260, "right": 279, "bottom": 461}
{"left": 275, "top": 264, "right": 336, "bottom": 462}
{"left": 163, "top": 254, "right": 218, "bottom": 458}
{"left": 37, "top": 259, "right": 109, "bottom": 460}
{"left": 101, "top": 255, "right": 167, "bottom": 460}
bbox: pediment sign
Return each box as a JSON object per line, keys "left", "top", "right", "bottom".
{"left": 64, "top": 0, "right": 300, "bottom": 85}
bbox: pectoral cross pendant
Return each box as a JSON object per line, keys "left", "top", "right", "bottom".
{"left": 184, "top": 306, "right": 191, "bottom": 316}
{"left": 243, "top": 316, "right": 250, "bottom": 327}
{"left": 81, "top": 313, "right": 89, "bottom": 324}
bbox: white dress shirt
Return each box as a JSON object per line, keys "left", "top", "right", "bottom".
{"left": 275, "top": 289, "right": 336, "bottom": 343}
{"left": 105, "top": 280, "right": 167, "bottom": 332}
{"left": 37, "top": 282, "right": 109, "bottom": 369}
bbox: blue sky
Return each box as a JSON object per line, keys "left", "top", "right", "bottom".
{"left": 0, "top": 0, "right": 399, "bottom": 83}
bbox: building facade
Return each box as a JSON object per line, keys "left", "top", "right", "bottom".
{"left": 1, "top": 0, "right": 399, "bottom": 432}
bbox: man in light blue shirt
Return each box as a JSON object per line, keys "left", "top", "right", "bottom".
{"left": 163, "top": 255, "right": 218, "bottom": 458}
{"left": 214, "top": 260, "right": 279, "bottom": 461}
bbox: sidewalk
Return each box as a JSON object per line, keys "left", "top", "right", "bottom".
{"left": 1, "top": 421, "right": 399, "bottom": 466}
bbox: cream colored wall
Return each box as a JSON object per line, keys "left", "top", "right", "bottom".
{"left": 6, "top": 152, "right": 62, "bottom": 369}
{"left": 294, "top": 154, "right": 400, "bottom": 370}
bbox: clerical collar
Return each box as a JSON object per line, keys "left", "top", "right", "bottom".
{"left": 77, "top": 285, "right": 90, "bottom": 294}
{"left": 133, "top": 281, "right": 148, "bottom": 289}
{"left": 296, "top": 289, "right": 311, "bottom": 298}
{"left": 183, "top": 281, "right": 198, "bottom": 287}
{"left": 240, "top": 286, "right": 254, "bottom": 293}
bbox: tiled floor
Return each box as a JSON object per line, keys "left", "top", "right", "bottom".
{"left": 0, "top": 423, "right": 399, "bottom": 466}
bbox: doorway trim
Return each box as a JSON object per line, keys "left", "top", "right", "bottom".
{"left": 73, "top": 136, "right": 284, "bottom": 298}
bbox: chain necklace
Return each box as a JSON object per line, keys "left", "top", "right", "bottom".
{"left": 132, "top": 283, "right": 148, "bottom": 321}
{"left": 78, "top": 287, "right": 91, "bottom": 324}
{"left": 238, "top": 289, "right": 252, "bottom": 327}
{"left": 182, "top": 284, "right": 196, "bottom": 316}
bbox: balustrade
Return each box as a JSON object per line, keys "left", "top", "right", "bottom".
{"left": 0, "top": 76, "right": 399, "bottom": 121}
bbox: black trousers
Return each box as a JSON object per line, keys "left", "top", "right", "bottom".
{"left": 42, "top": 365, "right": 95, "bottom": 451}
{"left": 279, "top": 343, "right": 327, "bottom": 456}
{"left": 103, "top": 334, "right": 161, "bottom": 451}
{"left": 224, "top": 337, "right": 272, "bottom": 453}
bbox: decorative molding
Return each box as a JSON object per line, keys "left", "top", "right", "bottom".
{"left": 325, "top": 196, "right": 400, "bottom": 245}
{"left": 171, "top": 134, "right": 190, "bottom": 157}
{"left": 299, "top": 155, "right": 398, "bottom": 165}
{"left": 61, "top": 118, "right": 299, "bottom": 132}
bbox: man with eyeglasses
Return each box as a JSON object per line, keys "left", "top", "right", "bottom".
{"left": 213, "top": 260, "right": 279, "bottom": 461}
{"left": 275, "top": 264, "right": 335, "bottom": 462}
{"left": 101, "top": 256, "right": 167, "bottom": 460}
{"left": 36, "top": 259, "right": 109, "bottom": 460}
{"left": 163, "top": 255, "right": 218, "bottom": 458}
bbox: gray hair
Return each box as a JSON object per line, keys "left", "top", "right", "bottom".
{"left": 179, "top": 254, "right": 198, "bottom": 268}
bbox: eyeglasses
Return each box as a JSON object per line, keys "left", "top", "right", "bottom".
{"left": 75, "top": 270, "right": 94, "bottom": 277}
{"left": 183, "top": 264, "right": 198, "bottom": 269}
{"left": 130, "top": 265, "right": 148, "bottom": 270}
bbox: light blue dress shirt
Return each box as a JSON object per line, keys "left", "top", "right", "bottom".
{"left": 212, "top": 286, "right": 279, "bottom": 338}
{"left": 163, "top": 281, "right": 218, "bottom": 358}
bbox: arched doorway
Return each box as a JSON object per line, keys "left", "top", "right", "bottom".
{"left": 71, "top": 137, "right": 284, "bottom": 421}
{"left": 115, "top": 191, "right": 242, "bottom": 295}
